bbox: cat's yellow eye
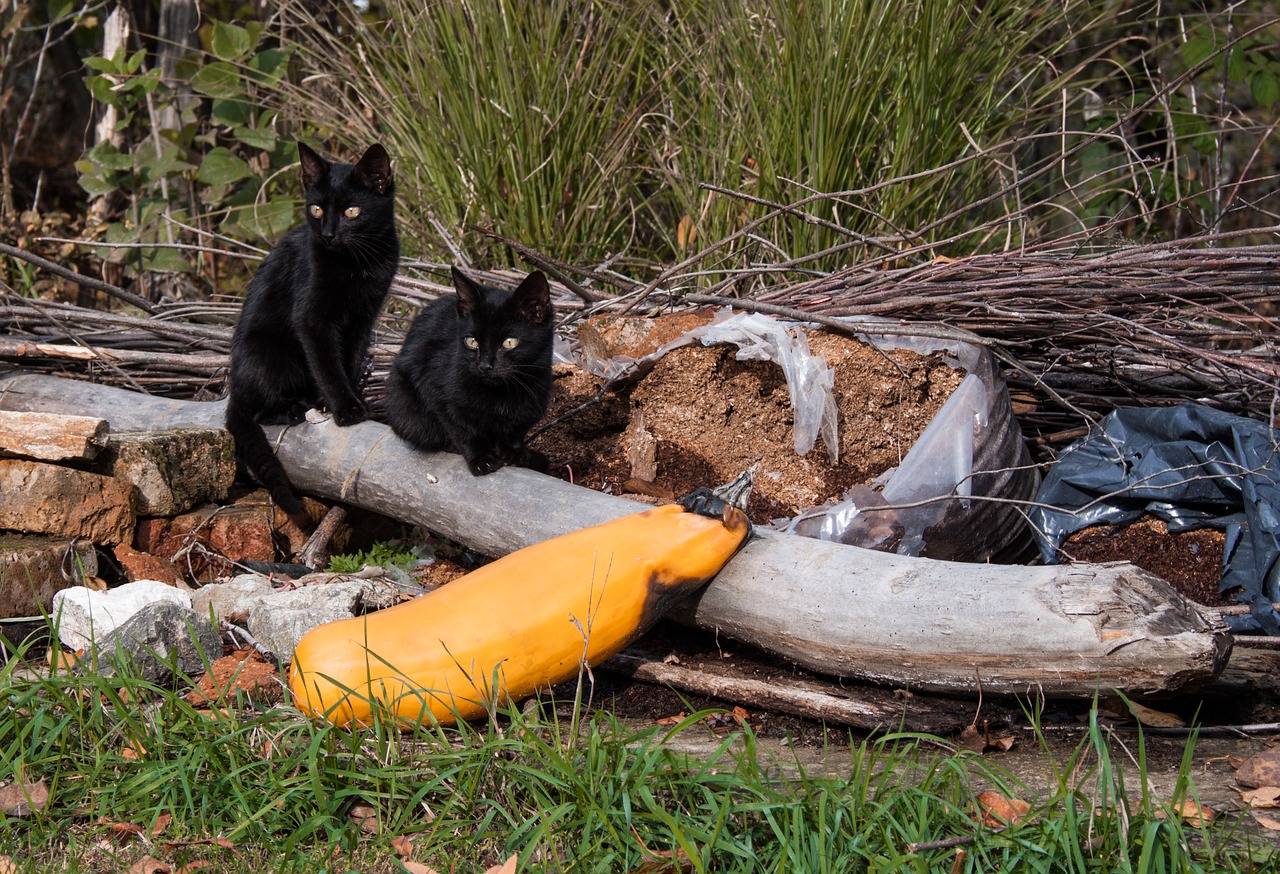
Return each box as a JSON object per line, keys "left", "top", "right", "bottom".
{"left": 464, "top": 336, "right": 479, "bottom": 350}
{"left": 502, "top": 337, "right": 520, "bottom": 350}
{"left": 308, "top": 204, "right": 324, "bottom": 218}
{"left": 344, "top": 205, "right": 361, "bottom": 219}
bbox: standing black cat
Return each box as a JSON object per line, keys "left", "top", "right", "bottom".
{"left": 225, "top": 141, "right": 399, "bottom": 527}
{"left": 385, "top": 267, "right": 554, "bottom": 476}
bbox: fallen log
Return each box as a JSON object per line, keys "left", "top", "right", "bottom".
{"left": 0, "top": 370, "right": 1231, "bottom": 698}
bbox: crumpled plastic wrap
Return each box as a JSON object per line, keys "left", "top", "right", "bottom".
{"left": 686, "top": 311, "right": 839, "bottom": 460}
{"left": 1029, "top": 403, "right": 1280, "bottom": 634}
{"left": 776, "top": 319, "right": 1037, "bottom": 561}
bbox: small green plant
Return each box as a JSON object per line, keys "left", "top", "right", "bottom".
{"left": 326, "top": 539, "right": 429, "bottom": 574}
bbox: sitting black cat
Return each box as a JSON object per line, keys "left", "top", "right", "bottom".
{"left": 225, "top": 141, "right": 399, "bottom": 527}
{"left": 385, "top": 267, "right": 554, "bottom": 476}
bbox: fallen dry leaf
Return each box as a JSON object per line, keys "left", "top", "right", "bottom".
{"left": 1242, "top": 786, "right": 1280, "bottom": 808}
{"left": 151, "top": 812, "right": 173, "bottom": 836}
{"left": 348, "top": 802, "right": 379, "bottom": 835}
{"left": 485, "top": 855, "right": 518, "bottom": 874}
{"left": 127, "top": 857, "right": 170, "bottom": 874}
{"left": 174, "top": 863, "right": 213, "bottom": 874}
{"left": 391, "top": 835, "right": 414, "bottom": 858}
{"left": 655, "top": 712, "right": 687, "bottom": 726}
{"left": 1171, "top": 799, "right": 1216, "bottom": 827}
{"left": 0, "top": 856, "right": 17, "bottom": 874}
{"left": 975, "top": 790, "right": 1030, "bottom": 828}
{"left": 1255, "top": 814, "right": 1280, "bottom": 831}
{"left": 957, "top": 723, "right": 1016, "bottom": 754}
{"left": 0, "top": 779, "right": 50, "bottom": 816}
{"left": 1233, "top": 749, "right": 1280, "bottom": 789}
{"left": 1125, "top": 702, "right": 1186, "bottom": 729}
{"left": 401, "top": 864, "right": 441, "bottom": 874}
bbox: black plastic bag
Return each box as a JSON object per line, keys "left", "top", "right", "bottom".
{"left": 1029, "top": 403, "right": 1280, "bottom": 634}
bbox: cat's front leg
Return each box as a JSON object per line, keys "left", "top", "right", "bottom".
{"left": 463, "top": 448, "right": 505, "bottom": 476}
{"left": 300, "top": 328, "right": 366, "bottom": 426}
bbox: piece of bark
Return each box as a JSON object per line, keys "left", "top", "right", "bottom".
{"left": 0, "top": 410, "right": 109, "bottom": 461}
{"left": 0, "top": 372, "right": 1232, "bottom": 698}
{"left": 603, "top": 649, "right": 976, "bottom": 735}
{"left": 297, "top": 505, "right": 348, "bottom": 570}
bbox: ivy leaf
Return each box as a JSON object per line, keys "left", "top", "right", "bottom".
{"left": 211, "top": 21, "right": 253, "bottom": 62}
{"left": 190, "top": 61, "right": 241, "bottom": 99}
{"left": 197, "top": 148, "right": 254, "bottom": 185}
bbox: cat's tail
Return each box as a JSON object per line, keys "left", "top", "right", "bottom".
{"left": 225, "top": 400, "right": 313, "bottom": 532}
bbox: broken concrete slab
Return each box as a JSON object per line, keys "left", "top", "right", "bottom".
{"left": 74, "top": 600, "right": 222, "bottom": 684}
{"left": 191, "top": 572, "right": 400, "bottom": 663}
{"left": 0, "top": 410, "right": 109, "bottom": 461}
{"left": 51, "top": 579, "right": 190, "bottom": 651}
{"left": 93, "top": 428, "right": 236, "bottom": 517}
{"left": 0, "top": 534, "right": 98, "bottom": 619}
{"left": 0, "top": 458, "right": 135, "bottom": 545}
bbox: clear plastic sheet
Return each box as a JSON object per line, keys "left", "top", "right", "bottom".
{"left": 1028, "top": 403, "right": 1280, "bottom": 634}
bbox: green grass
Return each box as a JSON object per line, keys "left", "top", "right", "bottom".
{"left": 256, "top": 0, "right": 1147, "bottom": 275}
{"left": 0, "top": 630, "right": 1270, "bottom": 873}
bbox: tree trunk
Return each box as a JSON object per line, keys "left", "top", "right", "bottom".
{"left": 0, "top": 371, "right": 1232, "bottom": 698}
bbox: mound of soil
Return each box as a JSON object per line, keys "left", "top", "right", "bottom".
{"left": 531, "top": 330, "right": 964, "bottom": 523}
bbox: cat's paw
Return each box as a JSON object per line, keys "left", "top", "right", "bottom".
{"left": 331, "top": 400, "right": 368, "bottom": 427}
{"left": 466, "top": 453, "right": 504, "bottom": 476}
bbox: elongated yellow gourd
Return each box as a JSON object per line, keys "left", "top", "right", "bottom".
{"left": 288, "top": 492, "right": 751, "bottom": 727}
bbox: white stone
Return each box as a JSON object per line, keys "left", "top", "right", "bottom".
{"left": 51, "top": 580, "right": 192, "bottom": 651}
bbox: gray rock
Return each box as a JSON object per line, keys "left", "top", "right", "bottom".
{"left": 190, "top": 572, "right": 401, "bottom": 664}
{"left": 75, "top": 600, "right": 222, "bottom": 684}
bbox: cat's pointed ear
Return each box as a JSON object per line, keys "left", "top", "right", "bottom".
{"left": 512, "top": 270, "right": 551, "bottom": 324}
{"left": 354, "top": 143, "right": 394, "bottom": 195}
{"left": 452, "top": 266, "right": 482, "bottom": 318}
{"left": 297, "top": 142, "right": 328, "bottom": 191}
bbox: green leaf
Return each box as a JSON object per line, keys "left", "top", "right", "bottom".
{"left": 142, "top": 247, "right": 190, "bottom": 273}
{"left": 86, "top": 141, "right": 134, "bottom": 171}
{"left": 47, "top": 0, "right": 76, "bottom": 23}
{"left": 83, "top": 56, "right": 120, "bottom": 73}
{"left": 211, "top": 21, "right": 252, "bottom": 62}
{"left": 1179, "top": 36, "right": 1218, "bottom": 71}
{"left": 197, "top": 148, "right": 254, "bottom": 185}
{"left": 212, "top": 97, "right": 252, "bottom": 127}
{"left": 77, "top": 173, "right": 118, "bottom": 197}
{"left": 232, "top": 125, "right": 277, "bottom": 151}
{"left": 85, "top": 75, "right": 117, "bottom": 104}
{"left": 246, "top": 48, "right": 290, "bottom": 84}
{"left": 1252, "top": 71, "right": 1280, "bottom": 108}
{"left": 190, "top": 61, "right": 241, "bottom": 99}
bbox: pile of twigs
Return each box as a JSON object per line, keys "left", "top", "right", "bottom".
{"left": 1, "top": 227, "right": 1277, "bottom": 450}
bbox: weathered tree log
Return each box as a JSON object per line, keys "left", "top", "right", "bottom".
{"left": 0, "top": 371, "right": 1232, "bottom": 697}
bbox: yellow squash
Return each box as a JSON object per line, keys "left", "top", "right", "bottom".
{"left": 288, "top": 492, "right": 750, "bottom": 727}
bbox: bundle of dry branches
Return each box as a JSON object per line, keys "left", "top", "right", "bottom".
{"left": 1, "top": 223, "right": 1277, "bottom": 450}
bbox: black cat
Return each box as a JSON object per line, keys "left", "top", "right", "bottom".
{"left": 385, "top": 267, "right": 554, "bottom": 476}
{"left": 225, "top": 141, "right": 399, "bottom": 527}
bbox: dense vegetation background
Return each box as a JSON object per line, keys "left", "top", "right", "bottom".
{"left": 2, "top": 0, "right": 1278, "bottom": 303}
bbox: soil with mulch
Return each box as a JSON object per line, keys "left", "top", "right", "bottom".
{"left": 530, "top": 331, "right": 964, "bottom": 524}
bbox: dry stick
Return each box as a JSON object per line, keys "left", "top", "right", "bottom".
{"left": 0, "top": 242, "right": 156, "bottom": 314}
{"left": 297, "top": 505, "right": 349, "bottom": 570}
{"left": 679, "top": 292, "right": 993, "bottom": 348}
{"left": 603, "top": 650, "right": 935, "bottom": 733}
{"left": 0, "top": 337, "right": 227, "bottom": 371}
{"left": 470, "top": 227, "right": 611, "bottom": 303}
